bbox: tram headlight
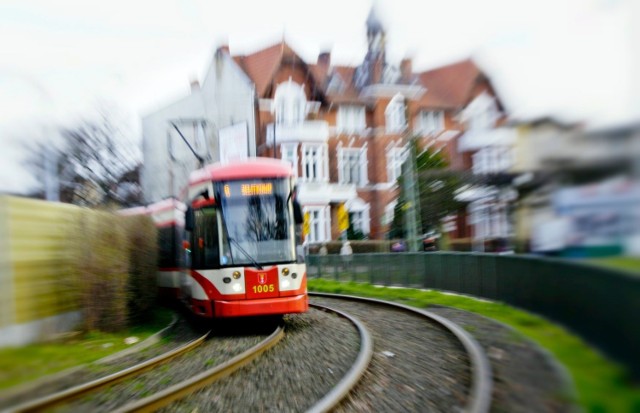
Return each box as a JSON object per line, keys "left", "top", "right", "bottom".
{"left": 281, "top": 279, "right": 291, "bottom": 289}
{"left": 232, "top": 271, "right": 241, "bottom": 279}
{"left": 281, "top": 267, "right": 289, "bottom": 276}
{"left": 232, "top": 283, "right": 242, "bottom": 292}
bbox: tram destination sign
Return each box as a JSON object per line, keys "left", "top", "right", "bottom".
{"left": 223, "top": 182, "right": 273, "bottom": 198}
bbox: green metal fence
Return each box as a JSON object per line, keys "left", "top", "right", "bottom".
{"left": 307, "top": 252, "right": 640, "bottom": 377}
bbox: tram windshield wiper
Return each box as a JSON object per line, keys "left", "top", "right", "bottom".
{"left": 228, "top": 237, "right": 263, "bottom": 270}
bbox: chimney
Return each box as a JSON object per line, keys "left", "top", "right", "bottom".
{"left": 190, "top": 79, "right": 200, "bottom": 93}
{"left": 372, "top": 58, "right": 384, "bottom": 84}
{"left": 216, "top": 44, "right": 230, "bottom": 55}
{"left": 400, "top": 58, "right": 412, "bottom": 82}
{"left": 318, "top": 51, "right": 331, "bottom": 68}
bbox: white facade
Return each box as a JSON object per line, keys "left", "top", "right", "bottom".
{"left": 142, "top": 51, "right": 257, "bottom": 202}
{"left": 457, "top": 92, "right": 515, "bottom": 248}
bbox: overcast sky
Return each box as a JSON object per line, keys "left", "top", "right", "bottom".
{"left": 0, "top": 0, "right": 637, "bottom": 193}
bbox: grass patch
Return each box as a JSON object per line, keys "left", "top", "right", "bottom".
{"left": 588, "top": 257, "right": 640, "bottom": 275}
{"left": 0, "top": 308, "right": 173, "bottom": 390}
{"left": 309, "top": 279, "right": 640, "bottom": 413}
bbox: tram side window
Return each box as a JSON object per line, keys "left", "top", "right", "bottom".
{"left": 190, "top": 208, "right": 220, "bottom": 269}
{"left": 158, "top": 227, "right": 178, "bottom": 268}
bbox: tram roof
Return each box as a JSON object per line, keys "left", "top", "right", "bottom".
{"left": 189, "top": 157, "right": 293, "bottom": 186}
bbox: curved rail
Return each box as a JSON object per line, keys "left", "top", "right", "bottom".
{"left": 96, "top": 314, "right": 179, "bottom": 364}
{"left": 114, "top": 324, "right": 285, "bottom": 413}
{"left": 0, "top": 315, "right": 178, "bottom": 405}
{"left": 306, "top": 304, "right": 374, "bottom": 413}
{"left": 309, "top": 292, "right": 493, "bottom": 413}
{"left": 8, "top": 330, "right": 210, "bottom": 413}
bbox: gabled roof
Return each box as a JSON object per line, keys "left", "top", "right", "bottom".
{"left": 232, "top": 42, "right": 300, "bottom": 97}
{"left": 418, "top": 59, "right": 482, "bottom": 108}
{"left": 230, "top": 42, "right": 494, "bottom": 111}
{"left": 322, "top": 65, "right": 361, "bottom": 103}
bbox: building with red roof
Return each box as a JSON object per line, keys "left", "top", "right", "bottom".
{"left": 143, "top": 7, "right": 514, "bottom": 244}
{"left": 223, "top": 8, "right": 511, "bottom": 242}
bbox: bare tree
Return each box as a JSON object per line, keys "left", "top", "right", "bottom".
{"left": 24, "top": 107, "right": 143, "bottom": 207}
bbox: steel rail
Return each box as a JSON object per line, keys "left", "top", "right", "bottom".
{"left": 309, "top": 292, "right": 493, "bottom": 413}
{"left": 306, "top": 304, "right": 374, "bottom": 413}
{"left": 0, "top": 315, "right": 178, "bottom": 404}
{"left": 8, "top": 330, "right": 210, "bottom": 413}
{"left": 113, "top": 324, "right": 285, "bottom": 413}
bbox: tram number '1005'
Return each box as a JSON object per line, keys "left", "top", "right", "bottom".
{"left": 252, "top": 284, "right": 275, "bottom": 294}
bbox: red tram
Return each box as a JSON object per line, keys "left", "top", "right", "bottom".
{"left": 119, "top": 198, "right": 186, "bottom": 301}
{"left": 179, "top": 157, "right": 308, "bottom": 317}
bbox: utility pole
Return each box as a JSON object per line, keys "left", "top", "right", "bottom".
{"left": 403, "top": 136, "right": 422, "bottom": 252}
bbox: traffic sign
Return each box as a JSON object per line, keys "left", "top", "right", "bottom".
{"left": 337, "top": 203, "right": 349, "bottom": 232}
{"left": 303, "top": 212, "right": 310, "bottom": 236}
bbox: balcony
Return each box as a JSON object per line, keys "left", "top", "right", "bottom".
{"left": 266, "top": 121, "right": 329, "bottom": 146}
{"left": 458, "top": 127, "right": 516, "bottom": 152}
{"left": 539, "top": 131, "right": 640, "bottom": 170}
{"left": 297, "top": 181, "right": 357, "bottom": 204}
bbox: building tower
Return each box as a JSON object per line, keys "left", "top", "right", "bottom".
{"left": 355, "top": 6, "right": 387, "bottom": 89}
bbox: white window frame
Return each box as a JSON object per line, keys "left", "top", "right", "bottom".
{"left": 416, "top": 110, "right": 444, "bottom": 136}
{"left": 385, "top": 94, "right": 407, "bottom": 133}
{"left": 386, "top": 146, "right": 408, "bottom": 183}
{"left": 273, "top": 81, "right": 307, "bottom": 126}
{"left": 383, "top": 201, "right": 397, "bottom": 226}
{"left": 346, "top": 198, "right": 370, "bottom": 236}
{"left": 326, "top": 74, "right": 345, "bottom": 94}
{"left": 301, "top": 143, "right": 328, "bottom": 182}
{"left": 338, "top": 146, "right": 368, "bottom": 187}
{"left": 337, "top": 105, "right": 366, "bottom": 134}
{"left": 473, "top": 146, "right": 513, "bottom": 175}
{"left": 305, "top": 205, "right": 330, "bottom": 243}
{"left": 470, "top": 200, "right": 510, "bottom": 240}
{"left": 464, "top": 92, "right": 499, "bottom": 131}
{"left": 280, "top": 143, "right": 298, "bottom": 178}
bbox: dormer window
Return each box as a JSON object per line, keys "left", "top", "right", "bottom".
{"left": 385, "top": 94, "right": 406, "bottom": 133}
{"left": 273, "top": 81, "right": 306, "bottom": 125}
{"left": 326, "top": 74, "right": 345, "bottom": 94}
{"left": 463, "top": 92, "right": 499, "bottom": 130}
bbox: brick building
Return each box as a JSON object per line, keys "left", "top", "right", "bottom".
{"left": 142, "top": 8, "right": 510, "bottom": 244}
{"left": 227, "top": 9, "right": 508, "bottom": 242}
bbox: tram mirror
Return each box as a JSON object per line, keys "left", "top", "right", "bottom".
{"left": 185, "top": 207, "right": 195, "bottom": 231}
{"left": 293, "top": 199, "right": 303, "bottom": 225}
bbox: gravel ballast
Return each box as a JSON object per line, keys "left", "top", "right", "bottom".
{"left": 163, "top": 308, "right": 361, "bottom": 413}
{"left": 427, "top": 305, "right": 579, "bottom": 413}
{"left": 4, "top": 295, "right": 580, "bottom": 412}
{"left": 0, "top": 316, "right": 201, "bottom": 410}
{"left": 311, "top": 296, "right": 471, "bottom": 412}
{"left": 62, "top": 318, "right": 273, "bottom": 412}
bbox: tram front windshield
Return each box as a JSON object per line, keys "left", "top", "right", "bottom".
{"left": 216, "top": 179, "right": 296, "bottom": 266}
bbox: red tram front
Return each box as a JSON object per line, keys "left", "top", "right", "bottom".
{"left": 181, "top": 158, "right": 308, "bottom": 318}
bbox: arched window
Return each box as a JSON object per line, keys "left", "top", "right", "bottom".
{"left": 273, "top": 81, "right": 306, "bottom": 126}
{"left": 385, "top": 94, "right": 406, "bottom": 133}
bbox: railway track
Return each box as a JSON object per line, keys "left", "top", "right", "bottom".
{"left": 309, "top": 292, "right": 493, "bottom": 413}
{"left": 5, "top": 295, "right": 492, "bottom": 412}
{"left": 159, "top": 297, "right": 489, "bottom": 412}
{"left": 113, "top": 324, "right": 285, "bottom": 412}
{"left": 306, "top": 304, "right": 373, "bottom": 413}
{"left": 7, "top": 330, "right": 210, "bottom": 413}
{"left": 160, "top": 306, "right": 371, "bottom": 412}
